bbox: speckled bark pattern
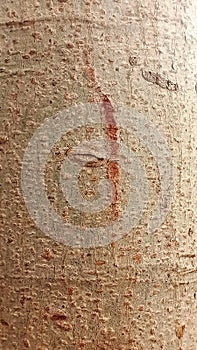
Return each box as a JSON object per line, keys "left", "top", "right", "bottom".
{"left": 0, "top": 1, "right": 197, "bottom": 349}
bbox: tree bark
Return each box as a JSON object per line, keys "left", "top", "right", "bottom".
{"left": 0, "top": 1, "right": 196, "bottom": 349}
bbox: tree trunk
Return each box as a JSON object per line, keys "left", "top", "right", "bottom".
{"left": 0, "top": 1, "right": 196, "bottom": 349}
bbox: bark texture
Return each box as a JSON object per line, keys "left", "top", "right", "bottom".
{"left": 0, "top": 1, "right": 197, "bottom": 349}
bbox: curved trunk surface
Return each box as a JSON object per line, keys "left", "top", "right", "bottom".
{"left": 0, "top": 1, "right": 196, "bottom": 349}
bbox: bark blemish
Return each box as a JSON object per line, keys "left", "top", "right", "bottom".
{"left": 50, "top": 313, "right": 67, "bottom": 321}
{"left": 0, "top": 319, "right": 9, "bottom": 327}
{"left": 142, "top": 69, "right": 178, "bottom": 91}
{"left": 102, "top": 95, "right": 121, "bottom": 220}
{"left": 175, "top": 324, "right": 185, "bottom": 339}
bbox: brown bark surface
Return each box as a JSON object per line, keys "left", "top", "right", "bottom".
{"left": 0, "top": 1, "right": 197, "bottom": 349}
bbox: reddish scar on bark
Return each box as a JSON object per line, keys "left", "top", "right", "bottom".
{"left": 83, "top": 49, "right": 121, "bottom": 219}
{"left": 102, "top": 95, "right": 120, "bottom": 219}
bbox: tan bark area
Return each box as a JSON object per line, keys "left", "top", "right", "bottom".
{"left": 0, "top": 1, "right": 197, "bottom": 349}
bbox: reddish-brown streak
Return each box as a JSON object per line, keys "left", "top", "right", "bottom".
{"left": 83, "top": 49, "right": 97, "bottom": 83}
{"left": 83, "top": 47, "right": 121, "bottom": 219}
{"left": 102, "top": 95, "right": 120, "bottom": 220}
